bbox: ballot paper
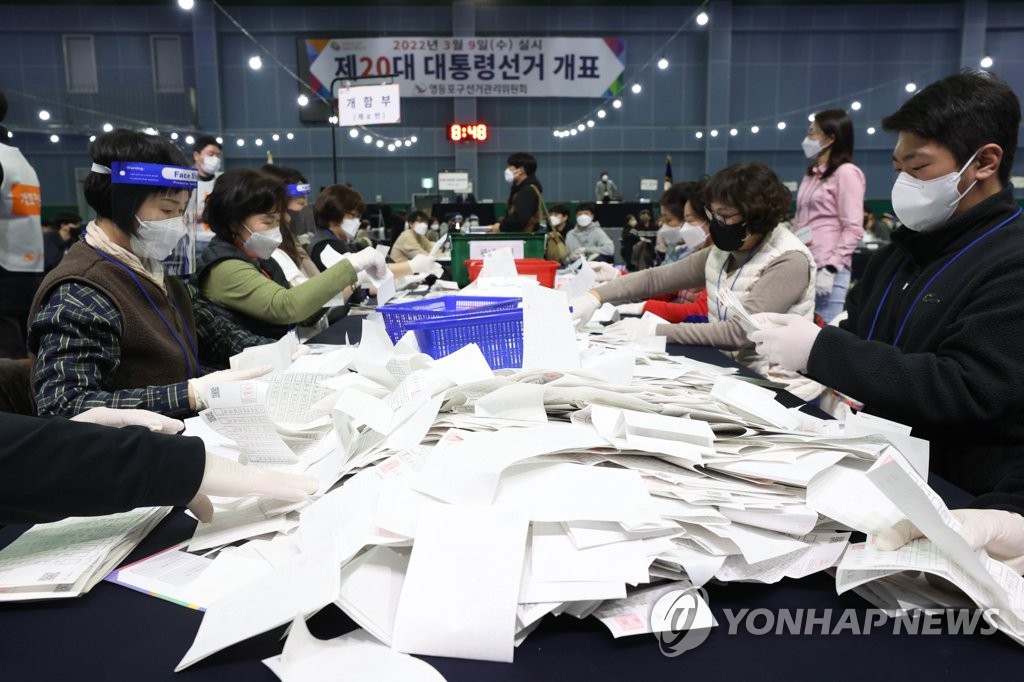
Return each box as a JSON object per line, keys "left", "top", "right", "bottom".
{"left": 478, "top": 247, "right": 519, "bottom": 279}
{"left": 592, "top": 581, "right": 716, "bottom": 639}
{"left": 335, "top": 546, "right": 409, "bottom": 645}
{"left": 230, "top": 332, "right": 298, "bottom": 372}
{"left": 429, "top": 234, "right": 449, "bottom": 257}
{"left": 265, "top": 372, "right": 338, "bottom": 428}
{"left": 202, "top": 381, "right": 298, "bottom": 465}
{"left": 392, "top": 504, "right": 530, "bottom": 663}
{"left": 717, "top": 288, "right": 762, "bottom": 332}
{"left": 522, "top": 283, "right": 580, "bottom": 371}
{"left": 0, "top": 507, "right": 170, "bottom": 601}
{"left": 370, "top": 269, "right": 396, "bottom": 305}
{"left": 710, "top": 377, "right": 800, "bottom": 431}
{"left": 264, "top": 621, "right": 446, "bottom": 682}
{"left": 106, "top": 542, "right": 215, "bottom": 610}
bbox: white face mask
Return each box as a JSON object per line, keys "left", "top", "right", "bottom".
{"left": 680, "top": 223, "right": 707, "bottom": 250}
{"left": 891, "top": 150, "right": 980, "bottom": 233}
{"left": 199, "top": 155, "right": 221, "bottom": 175}
{"left": 243, "top": 225, "right": 282, "bottom": 259}
{"left": 412, "top": 222, "right": 428, "bottom": 236}
{"left": 131, "top": 215, "right": 186, "bottom": 261}
{"left": 601, "top": 174, "right": 609, "bottom": 182}
{"left": 549, "top": 215, "right": 563, "bottom": 227}
{"left": 504, "top": 167, "right": 516, "bottom": 184}
{"left": 576, "top": 214, "right": 593, "bottom": 228}
{"left": 801, "top": 136, "right": 829, "bottom": 159}
{"left": 662, "top": 226, "right": 683, "bottom": 246}
{"left": 340, "top": 217, "right": 361, "bottom": 238}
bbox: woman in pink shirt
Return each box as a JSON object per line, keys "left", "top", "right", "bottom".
{"left": 795, "top": 109, "right": 866, "bottom": 322}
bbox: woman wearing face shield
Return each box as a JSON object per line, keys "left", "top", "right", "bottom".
{"left": 28, "top": 129, "right": 275, "bottom": 418}
{"left": 794, "top": 109, "right": 866, "bottom": 323}
{"left": 194, "top": 168, "right": 388, "bottom": 340}
{"left": 569, "top": 162, "right": 821, "bottom": 400}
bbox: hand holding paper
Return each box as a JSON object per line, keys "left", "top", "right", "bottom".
{"left": 188, "top": 365, "right": 273, "bottom": 410}
{"left": 345, "top": 247, "right": 389, "bottom": 280}
{"left": 748, "top": 313, "right": 821, "bottom": 373}
{"left": 876, "top": 509, "right": 1024, "bottom": 574}
{"left": 188, "top": 455, "right": 319, "bottom": 523}
{"left": 569, "top": 292, "right": 601, "bottom": 326}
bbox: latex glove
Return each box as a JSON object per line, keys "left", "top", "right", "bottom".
{"left": 572, "top": 247, "right": 587, "bottom": 259}
{"left": 615, "top": 301, "right": 647, "bottom": 316}
{"left": 188, "top": 365, "right": 273, "bottom": 411}
{"left": 603, "top": 317, "right": 659, "bottom": 341}
{"left": 291, "top": 344, "right": 311, "bottom": 361}
{"left": 590, "top": 261, "right": 620, "bottom": 283}
{"left": 187, "top": 454, "right": 319, "bottom": 523}
{"left": 815, "top": 268, "right": 836, "bottom": 297}
{"left": 875, "top": 509, "right": 1024, "bottom": 574}
{"left": 748, "top": 312, "right": 822, "bottom": 373}
{"left": 408, "top": 253, "right": 436, "bottom": 274}
{"left": 569, "top": 291, "right": 601, "bottom": 327}
{"left": 344, "top": 246, "right": 389, "bottom": 280}
{"left": 355, "top": 269, "right": 372, "bottom": 288}
{"left": 71, "top": 406, "right": 183, "bottom": 434}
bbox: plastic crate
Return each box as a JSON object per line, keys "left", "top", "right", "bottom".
{"left": 408, "top": 308, "right": 524, "bottom": 370}
{"left": 465, "top": 258, "right": 559, "bottom": 288}
{"left": 377, "top": 295, "right": 519, "bottom": 343}
{"left": 449, "top": 233, "right": 547, "bottom": 287}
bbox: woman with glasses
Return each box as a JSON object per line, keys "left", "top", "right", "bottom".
{"left": 569, "top": 162, "right": 821, "bottom": 400}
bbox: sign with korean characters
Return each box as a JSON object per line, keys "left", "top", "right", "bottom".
{"left": 337, "top": 83, "right": 401, "bottom": 126}
{"left": 304, "top": 37, "right": 626, "bottom": 98}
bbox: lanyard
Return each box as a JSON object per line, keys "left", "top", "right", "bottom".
{"left": 715, "top": 243, "right": 761, "bottom": 322}
{"left": 866, "top": 207, "right": 1022, "bottom": 345}
{"left": 92, "top": 248, "right": 199, "bottom": 379}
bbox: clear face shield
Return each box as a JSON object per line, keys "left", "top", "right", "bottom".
{"left": 107, "top": 161, "right": 198, "bottom": 275}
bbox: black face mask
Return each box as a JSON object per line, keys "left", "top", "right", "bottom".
{"left": 708, "top": 218, "right": 748, "bottom": 251}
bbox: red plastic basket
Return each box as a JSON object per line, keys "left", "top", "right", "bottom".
{"left": 464, "top": 258, "right": 559, "bottom": 288}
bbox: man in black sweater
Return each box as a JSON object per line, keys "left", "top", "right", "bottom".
{"left": 491, "top": 152, "right": 544, "bottom": 233}
{"left": 749, "top": 71, "right": 1024, "bottom": 565}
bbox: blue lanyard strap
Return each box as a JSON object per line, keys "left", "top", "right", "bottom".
{"left": 715, "top": 243, "right": 760, "bottom": 322}
{"left": 91, "top": 248, "right": 198, "bottom": 379}
{"left": 867, "top": 207, "right": 1022, "bottom": 345}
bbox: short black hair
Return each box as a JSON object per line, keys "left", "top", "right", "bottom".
{"left": 705, "top": 162, "right": 791, "bottom": 235}
{"left": 507, "top": 152, "right": 537, "bottom": 176}
{"left": 85, "top": 129, "right": 191, "bottom": 236}
{"left": 407, "top": 210, "right": 429, "bottom": 223}
{"left": 660, "top": 179, "right": 708, "bottom": 223}
{"left": 881, "top": 69, "right": 1020, "bottom": 185}
{"left": 260, "top": 163, "right": 307, "bottom": 185}
{"left": 810, "top": 109, "right": 855, "bottom": 180}
{"left": 192, "top": 134, "right": 222, "bottom": 154}
{"left": 576, "top": 202, "right": 597, "bottom": 215}
{"left": 314, "top": 184, "right": 367, "bottom": 232}
{"left": 550, "top": 203, "right": 570, "bottom": 217}
{"left": 203, "top": 168, "right": 285, "bottom": 242}
{"left": 51, "top": 211, "right": 82, "bottom": 227}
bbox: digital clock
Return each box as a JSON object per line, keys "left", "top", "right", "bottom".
{"left": 448, "top": 123, "right": 489, "bottom": 143}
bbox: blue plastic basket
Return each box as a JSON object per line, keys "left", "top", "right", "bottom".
{"left": 407, "top": 308, "right": 524, "bottom": 370}
{"left": 376, "top": 295, "right": 519, "bottom": 343}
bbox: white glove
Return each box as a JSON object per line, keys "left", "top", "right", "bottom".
{"left": 572, "top": 247, "right": 587, "bottom": 259}
{"left": 71, "top": 406, "right": 183, "bottom": 434}
{"left": 344, "top": 246, "right": 389, "bottom": 280}
{"left": 188, "top": 365, "right": 273, "bottom": 411}
{"left": 569, "top": 292, "right": 601, "bottom": 327}
{"left": 875, "top": 509, "right": 1024, "bottom": 574}
{"left": 748, "top": 313, "right": 821, "bottom": 373}
{"left": 815, "top": 268, "right": 836, "bottom": 297}
{"left": 615, "top": 301, "right": 647, "bottom": 316}
{"left": 603, "top": 317, "right": 659, "bottom": 341}
{"left": 408, "top": 254, "right": 436, "bottom": 274}
{"left": 590, "top": 261, "right": 620, "bottom": 283}
{"left": 187, "top": 454, "right": 319, "bottom": 523}
{"left": 291, "top": 344, "right": 311, "bottom": 361}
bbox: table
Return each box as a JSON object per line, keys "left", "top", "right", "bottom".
{"left": 2, "top": 321, "right": 1020, "bottom": 679}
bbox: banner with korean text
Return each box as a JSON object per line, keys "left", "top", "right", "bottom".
{"left": 302, "top": 37, "right": 626, "bottom": 99}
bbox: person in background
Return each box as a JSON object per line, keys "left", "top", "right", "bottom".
{"left": 427, "top": 216, "right": 442, "bottom": 241}
{"left": 28, "top": 129, "right": 272, "bottom": 418}
{"left": 571, "top": 162, "right": 820, "bottom": 400}
{"left": 566, "top": 202, "right": 614, "bottom": 263}
{"left": 261, "top": 164, "right": 316, "bottom": 245}
{"left": 42, "top": 210, "right": 81, "bottom": 272}
{"left": 192, "top": 134, "right": 222, "bottom": 224}
{"left": 0, "top": 408, "right": 318, "bottom": 524}
{"left": 659, "top": 180, "right": 711, "bottom": 265}
{"left": 595, "top": 171, "right": 619, "bottom": 202}
{"left": 195, "top": 168, "right": 388, "bottom": 339}
{"left": 0, "top": 89, "right": 45, "bottom": 359}
{"left": 548, "top": 204, "right": 572, "bottom": 236}
{"left": 750, "top": 70, "right": 1024, "bottom": 501}
{"left": 491, "top": 152, "right": 543, "bottom": 233}
{"left": 390, "top": 210, "right": 435, "bottom": 263}
{"left": 794, "top": 109, "right": 865, "bottom": 322}
{"left": 620, "top": 214, "right": 640, "bottom": 271}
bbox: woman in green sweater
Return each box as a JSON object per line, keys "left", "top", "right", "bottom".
{"left": 196, "top": 169, "right": 388, "bottom": 339}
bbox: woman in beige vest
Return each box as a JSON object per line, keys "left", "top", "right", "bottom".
{"left": 569, "top": 162, "right": 822, "bottom": 400}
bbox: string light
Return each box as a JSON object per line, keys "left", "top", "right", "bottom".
{"left": 286, "top": 132, "right": 294, "bottom": 140}
{"left": 248, "top": 56, "right": 262, "bottom": 71}
{"left": 236, "top": 138, "right": 244, "bottom": 146}
{"left": 272, "top": 133, "right": 280, "bottom": 141}
{"left": 297, "top": 94, "right": 309, "bottom": 106}
{"left": 349, "top": 129, "right": 359, "bottom": 138}
{"left": 980, "top": 55, "right": 994, "bottom": 68}
{"left": 850, "top": 101, "right": 862, "bottom": 111}
{"left": 777, "top": 121, "right": 786, "bottom": 130}
{"left": 867, "top": 127, "right": 877, "bottom": 135}
{"left": 49, "top": 134, "right": 59, "bottom": 143}
{"left": 630, "top": 83, "right": 642, "bottom": 95}
{"left": 696, "top": 11, "right": 709, "bottom": 26}
{"left": 185, "top": 135, "right": 195, "bottom": 145}
{"left": 905, "top": 82, "right": 917, "bottom": 93}
{"left": 657, "top": 57, "right": 669, "bottom": 70}
{"left": 38, "top": 110, "right": 50, "bottom": 121}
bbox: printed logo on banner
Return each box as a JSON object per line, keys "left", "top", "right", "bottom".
{"left": 306, "top": 36, "right": 625, "bottom": 98}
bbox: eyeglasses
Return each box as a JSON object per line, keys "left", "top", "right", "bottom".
{"left": 705, "top": 208, "right": 741, "bottom": 224}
